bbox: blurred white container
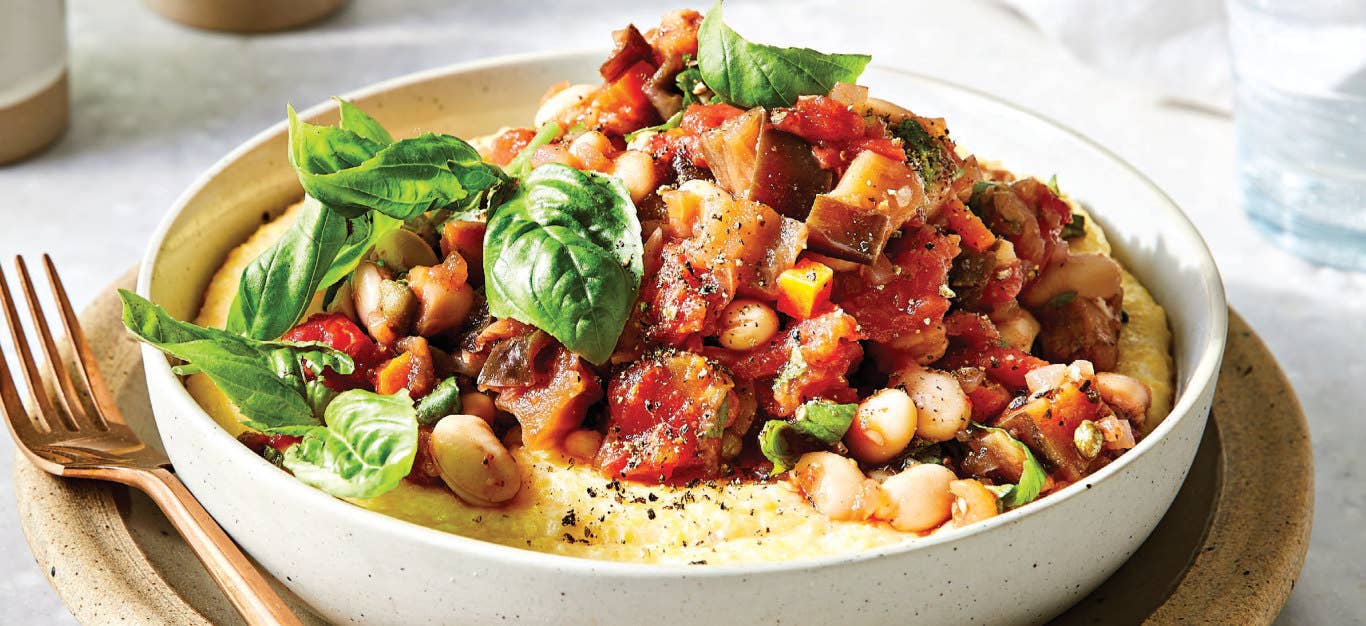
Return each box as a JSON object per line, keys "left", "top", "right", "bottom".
{"left": 0, "top": 0, "right": 67, "bottom": 165}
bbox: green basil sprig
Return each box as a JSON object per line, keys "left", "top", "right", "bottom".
{"left": 972, "top": 423, "right": 1047, "bottom": 508}
{"left": 698, "top": 2, "right": 871, "bottom": 108}
{"left": 120, "top": 290, "right": 353, "bottom": 434}
{"left": 283, "top": 389, "right": 419, "bottom": 499}
{"left": 758, "top": 400, "right": 857, "bottom": 475}
{"left": 483, "top": 163, "right": 643, "bottom": 365}
{"left": 288, "top": 106, "right": 505, "bottom": 220}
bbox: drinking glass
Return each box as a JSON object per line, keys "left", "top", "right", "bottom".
{"left": 1228, "top": 0, "right": 1366, "bottom": 270}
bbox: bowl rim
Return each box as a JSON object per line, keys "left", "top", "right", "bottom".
{"left": 137, "top": 48, "right": 1228, "bottom": 577}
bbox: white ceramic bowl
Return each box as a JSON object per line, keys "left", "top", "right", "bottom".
{"left": 137, "top": 51, "right": 1227, "bottom": 625}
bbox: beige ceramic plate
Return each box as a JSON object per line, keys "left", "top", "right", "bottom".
{"left": 13, "top": 272, "right": 1310, "bottom": 624}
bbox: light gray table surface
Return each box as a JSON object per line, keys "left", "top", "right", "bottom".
{"left": 1, "top": 0, "right": 1361, "bottom": 623}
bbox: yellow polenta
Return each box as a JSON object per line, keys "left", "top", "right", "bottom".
{"left": 187, "top": 197, "right": 1173, "bottom": 564}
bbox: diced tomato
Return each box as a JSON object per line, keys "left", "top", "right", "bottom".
{"left": 440, "top": 220, "right": 485, "bottom": 275}
{"left": 966, "top": 378, "right": 1012, "bottom": 423}
{"left": 708, "top": 309, "right": 863, "bottom": 417}
{"left": 644, "top": 9, "right": 702, "bottom": 64}
{"left": 941, "top": 198, "right": 996, "bottom": 252}
{"left": 836, "top": 225, "right": 960, "bottom": 351}
{"left": 591, "top": 60, "right": 660, "bottom": 136}
{"left": 596, "top": 351, "right": 733, "bottom": 483}
{"left": 282, "top": 313, "right": 383, "bottom": 390}
{"left": 634, "top": 241, "right": 731, "bottom": 347}
{"left": 372, "top": 337, "right": 437, "bottom": 399}
{"left": 482, "top": 127, "right": 537, "bottom": 167}
{"left": 771, "top": 96, "right": 865, "bottom": 143}
{"left": 680, "top": 103, "right": 746, "bottom": 133}
{"left": 940, "top": 343, "right": 1048, "bottom": 391}
{"left": 643, "top": 103, "right": 747, "bottom": 171}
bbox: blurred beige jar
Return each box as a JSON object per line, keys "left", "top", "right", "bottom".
{"left": 0, "top": 0, "right": 67, "bottom": 165}
{"left": 142, "top": 0, "right": 346, "bottom": 33}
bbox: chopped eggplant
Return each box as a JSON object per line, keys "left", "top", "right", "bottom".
{"left": 805, "top": 194, "right": 891, "bottom": 263}
{"left": 700, "top": 107, "right": 763, "bottom": 194}
{"left": 477, "top": 329, "right": 555, "bottom": 388}
{"left": 600, "top": 24, "right": 654, "bottom": 82}
{"left": 750, "top": 127, "right": 831, "bottom": 220}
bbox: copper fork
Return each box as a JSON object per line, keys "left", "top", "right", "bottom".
{"left": 0, "top": 255, "right": 301, "bottom": 626}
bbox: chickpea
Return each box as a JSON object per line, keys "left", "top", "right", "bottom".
{"left": 893, "top": 366, "right": 971, "bottom": 442}
{"left": 459, "top": 391, "right": 497, "bottom": 424}
{"left": 880, "top": 463, "right": 955, "bottom": 532}
{"left": 790, "top": 451, "right": 887, "bottom": 521}
{"left": 563, "top": 428, "right": 603, "bottom": 460}
{"left": 611, "top": 150, "right": 660, "bottom": 204}
{"left": 844, "top": 388, "right": 917, "bottom": 464}
{"left": 949, "top": 479, "right": 1000, "bottom": 527}
{"left": 569, "top": 130, "right": 615, "bottom": 172}
{"left": 430, "top": 414, "right": 521, "bottom": 507}
{"left": 716, "top": 299, "right": 779, "bottom": 350}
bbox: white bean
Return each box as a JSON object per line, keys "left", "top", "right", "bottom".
{"left": 994, "top": 304, "right": 1040, "bottom": 353}
{"left": 611, "top": 150, "right": 660, "bottom": 204}
{"left": 844, "top": 388, "right": 917, "bottom": 465}
{"left": 949, "top": 479, "right": 1000, "bottom": 527}
{"left": 790, "top": 451, "right": 886, "bottom": 521}
{"left": 534, "top": 83, "right": 596, "bottom": 127}
{"left": 458, "top": 391, "right": 497, "bottom": 424}
{"left": 880, "top": 463, "right": 955, "bottom": 532}
{"left": 893, "top": 366, "right": 971, "bottom": 442}
{"left": 716, "top": 298, "right": 779, "bottom": 350}
{"left": 1094, "top": 372, "right": 1152, "bottom": 425}
{"left": 431, "top": 414, "right": 521, "bottom": 507}
{"left": 563, "top": 429, "right": 603, "bottom": 460}
{"left": 371, "top": 228, "right": 439, "bottom": 272}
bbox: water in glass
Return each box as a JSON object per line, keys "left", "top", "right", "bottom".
{"left": 1229, "top": 0, "right": 1366, "bottom": 269}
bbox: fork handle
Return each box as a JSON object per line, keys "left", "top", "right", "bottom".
{"left": 126, "top": 467, "right": 304, "bottom": 626}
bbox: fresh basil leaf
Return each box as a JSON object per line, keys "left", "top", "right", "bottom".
{"left": 698, "top": 2, "right": 871, "bottom": 108}
{"left": 334, "top": 97, "right": 393, "bottom": 145}
{"left": 283, "top": 389, "right": 418, "bottom": 499}
{"left": 306, "top": 379, "right": 339, "bottom": 420}
{"left": 288, "top": 105, "right": 384, "bottom": 182}
{"left": 319, "top": 213, "right": 404, "bottom": 290}
{"left": 971, "top": 423, "right": 1047, "bottom": 508}
{"left": 506, "top": 122, "right": 562, "bottom": 179}
{"left": 758, "top": 399, "right": 857, "bottom": 474}
{"left": 226, "top": 197, "right": 350, "bottom": 340}
{"left": 119, "top": 290, "right": 353, "bottom": 433}
{"left": 1061, "top": 213, "right": 1086, "bottom": 240}
{"left": 483, "top": 163, "right": 643, "bottom": 364}
{"left": 289, "top": 102, "right": 506, "bottom": 220}
{"left": 296, "top": 133, "right": 504, "bottom": 220}
{"left": 758, "top": 420, "right": 797, "bottom": 475}
{"left": 677, "top": 59, "right": 706, "bottom": 107}
{"left": 415, "top": 377, "right": 462, "bottom": 426}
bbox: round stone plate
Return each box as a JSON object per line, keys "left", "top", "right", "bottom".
{"left": 14, "top": 272, "right": 1312, "bottom": 624}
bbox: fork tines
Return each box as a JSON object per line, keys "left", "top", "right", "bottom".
{"left": 0, "top": 255, "right": 113, "bottom": 437}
